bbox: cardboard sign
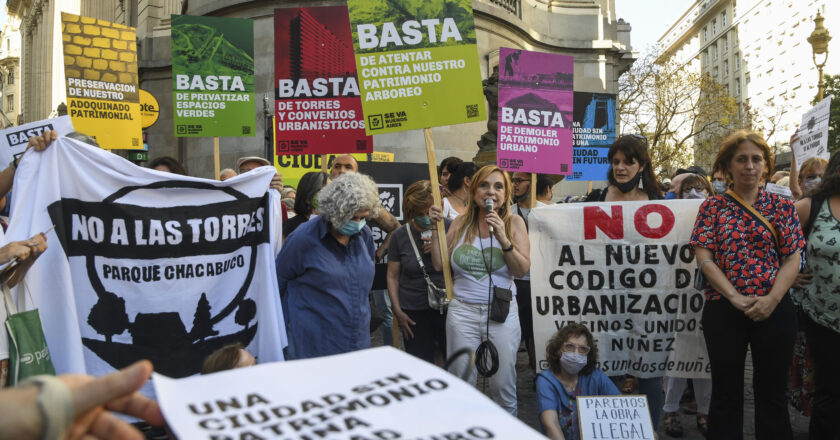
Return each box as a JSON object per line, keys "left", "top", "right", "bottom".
{"left": 530, "top": 201, "right": 711, "bottom": 379}
{"left": 0, "top": 116, "right": 74, "bottom": 166}
{"left": 274, "top": 6, "right": 372, "bottom": 155}
{"left": 61, "top": 13, "right": 142, "bottom": 149}
{"left": 496, "top": 48, "right": 573, "bottom": 174}
{"left": 567, "top": 92, "right": 616, "bottom": 181}
{"left": 578, "top": 396, "right": 655, "bottom": 440}
{"left": 347, "top": 0, "right": 486, "bottom": 134}
{"left": 794, "top": 97, "right": 832, "bottom": 165}
{"left": 171, "top": 14, "right": 256, "bottom": 137}
{"left": 153, "top": 346, "right": 542, "bottom": 439}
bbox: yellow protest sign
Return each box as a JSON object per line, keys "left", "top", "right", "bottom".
{"left": 61, "top": 13, "right": 142, "bottom": 149}
{"left": 139, "top": 89, "right": 160, "bottom": 129}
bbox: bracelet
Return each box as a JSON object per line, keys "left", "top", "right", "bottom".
{"left": 18, "top": 375, "right": 74, "bottom": 440}
{"left": 502, "top": 243, "right": 514, "bottom": 252}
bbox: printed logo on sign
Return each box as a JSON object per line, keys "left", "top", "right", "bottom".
{"left": 176, "top": 125, "right": 202, "bottom": 135}
{"left": 369, "top": 114, "right": 384, "bottom": 130}
{"left": 500, "top": 159, "right": 509, "bottom": 168}
{"left": 377, "top": 184, "right": 403, "bottom": 220}
{"left": 383, "top": 111, "right": 408, "bottom": 129}
{"left": 278, "top": 140, "right": 289, "bottom": 153}
{"left": 6, "top": 124, "right": 55, "bottom": 147}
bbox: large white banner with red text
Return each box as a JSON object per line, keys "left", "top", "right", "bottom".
{"left": 530, "top": 200, "right": 710, "bottom": 379}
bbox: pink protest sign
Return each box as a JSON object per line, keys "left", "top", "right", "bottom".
{"left": 496, "top": 48, "right": 573, "bottom": 174}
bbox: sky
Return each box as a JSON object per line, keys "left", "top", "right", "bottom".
{"left": 615, "top": 0, "right": 693, "bottom": 54}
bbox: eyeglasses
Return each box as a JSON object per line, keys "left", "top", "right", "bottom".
{"left": 511, "top": 178, "right": 528, "bottom": 184}
{"left": 562, "top": 342, "right": 591, "bottom": 355}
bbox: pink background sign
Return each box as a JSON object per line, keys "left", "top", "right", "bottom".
{"left": 496, "top": 48, "right": 573, "bottom": 174}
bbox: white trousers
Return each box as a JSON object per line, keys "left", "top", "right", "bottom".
{"left": 446, "top": 298, "right": 521, "bottom": 416}
{"left": 663, "top": 376, "right": 712, "bottom": 414}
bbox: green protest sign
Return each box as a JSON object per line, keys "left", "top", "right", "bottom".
{"left": 171, "top": 14, "right": 255, "bottom": 137}
{"left": 348, "top": 0, "right": 486, "bottom": 134}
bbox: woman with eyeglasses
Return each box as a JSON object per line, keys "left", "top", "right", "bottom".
{"left": 584, "top": 134, "right": 663, "bottom": 202}
{"left": 537, "top": 323, "right": 620, "bottom": 440}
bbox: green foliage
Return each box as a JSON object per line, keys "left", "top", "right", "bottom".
{"left": 813, "top": 74, "right": 840, "bottom": 153}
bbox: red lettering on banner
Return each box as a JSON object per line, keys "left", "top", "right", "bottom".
{"left": 634, "top": 204, "right": 675, "bottom": 239}
{"left": 583, "top": 206, "right": 623, "bottom": 240}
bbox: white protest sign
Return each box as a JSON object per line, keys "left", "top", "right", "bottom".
{"left": 0, "top": 115, "right": 73, "bottom": 167}
{"left": 795, "top": 97, "right": 832, "bottom": 165}
{"left": 764, "top": 182, "right": 793, "bottom": 199}
{"left": 153, "top": 346, "right": 544, "bottom": 440}
{"left": 530, "top": 200, "right": 711, "bottom": 379}
{"left": 577, "top": 396, "right": 654, "bottom": 440}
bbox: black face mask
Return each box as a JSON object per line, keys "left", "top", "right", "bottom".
{"left": 614, "top": 171, "right": 642, "bottom": 193}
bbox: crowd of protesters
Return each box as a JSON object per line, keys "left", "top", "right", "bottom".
{"left": 0, "top": 127, "right": 837, "bottom": 440}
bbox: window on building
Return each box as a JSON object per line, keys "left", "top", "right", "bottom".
{"left": 6, "top": 95, "right": 13, "bottom": 112}
{"left": 8, "top": 71, "right": 13, "bottom": 85}
{"left": 713, "top": 43, "right": 718, "bottom": 59}
{"left": 723, "top": 35, "right": 728, "bottom": 52}
{"left": 726, "top": 84, "right": 730, "bottom": 95}
{"left": 746, "top": 73, "right": 751, "bottom": 84}
{"left": 714, "top": 67, "right": 719, "bottom": 80}
{"left": 722, "top": 11, "right": 727, "bottom": 27}
{"left": 724, "top": 60, "right": 729, "bottom": 76}
{"left": 733, "top": 1, "right": 737, "bottom": 17}
{"left": 736, "top": 78, "right": 741, "bottom": 95}
{"left": 712, "top": 19, "right": 717, "bottom": 34}
{"left": 735, "top": 52, "right": 740, "bottom": 69}
{"left": 704, "top": 27, "right": 708, "bottom": 42}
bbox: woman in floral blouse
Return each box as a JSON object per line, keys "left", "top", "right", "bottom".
{"left": 690, "top": 130, "right": 804, "bottom": 439}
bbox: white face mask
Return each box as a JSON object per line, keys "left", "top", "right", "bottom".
{"left": 712, "top": 181, "right": 727, "bottom": 194}
{"left": 804, "top": 176, "right": 822, "bottom": 192}
{"left": 560, "top": 351, "right": 588, "bottom": 375}
{"left": 684, "top": 188, "right": 707, "bottom": 199}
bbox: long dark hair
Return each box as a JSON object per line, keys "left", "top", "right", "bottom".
{"left": 606, "top": 135, "right": 661, "bottom": 199}
{"left": 439, "top": 156, "right": 463, "bottom": 178}
{"left": 447, "top": 162, "right": 478, "bottom": 193}
{"left": 294, "top": 171, "right": 329, "bottom": 218}
{"left": 808, "top": 150, "right": 840, "bottom": 201}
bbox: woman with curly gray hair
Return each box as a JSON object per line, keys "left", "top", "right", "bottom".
{"left": 275, "top": 172, "right": 380, "bottom": 359}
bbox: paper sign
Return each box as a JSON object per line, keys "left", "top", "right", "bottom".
{"left": 274, "top": 6, "right": 372, "bottom": 155}
{"left": 496, "top": 48, "right": 573, "bottom": 174}
{"left": 0, "top": 116, "right": 73, "bottom": 166}
{"left": 578, "top": 396, "right": 655, "bottom": 440}
{"left": 171, "top": 14, "right": 256, "bottom": 137}
{"left": 153, "top": 346, "right": 543, "bottom": 439}
{"left": 530, "top": 201, "right": 711, "bottom": 379}
{"left": 347, "top": 0, "right": 486, "bottom": 134}
{"left": 794, "top": 97, "right": 832, "bottom": 165}
{"left": 61, "top": 13, "right": 142, "bottom": 149}
{"left": 764, "top": 182, "right": 792, "bottom": 199}
{"left": 567, "top": 92, "right": 616, "bottom": 181}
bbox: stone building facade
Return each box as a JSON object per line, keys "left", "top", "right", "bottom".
{"left": 0, "top": 14, "right": 20, "bottom": 127}
{"left": 9, "top": 0, "right": 635, "bottom": 184}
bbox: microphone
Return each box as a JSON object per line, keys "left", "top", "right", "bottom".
{"left": 485, "top": 198, "right": 494, "bottom": 233}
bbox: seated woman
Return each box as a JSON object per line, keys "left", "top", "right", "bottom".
{"left": 537, "top": 323, "right": 619, "bottom": 440}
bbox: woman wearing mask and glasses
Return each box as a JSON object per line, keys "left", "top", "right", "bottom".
{"left": 537, "top": 323, "right": 620, "bottom": 440}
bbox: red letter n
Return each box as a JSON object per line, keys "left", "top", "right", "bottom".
{"left": 583, "top": 206, "right": 623, "bottom": 240}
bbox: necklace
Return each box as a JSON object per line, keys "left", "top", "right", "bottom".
{"left": 452, "top": 190, "right": 467, "bottom": 207}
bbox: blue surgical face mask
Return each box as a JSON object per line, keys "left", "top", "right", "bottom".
{"left": 338, "top": 218, "right": 366, "bottom": 236}
{"left": 712, "top": 180, "right": 726, "bottom": 194}
{"left": 665, "top": 191, "right": 677, "bottom": 200}
{"left": 414, "top": 215, "right": 432, "bottom": 230}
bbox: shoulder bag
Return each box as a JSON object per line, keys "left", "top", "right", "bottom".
{"left": 406, "top": 225, "right": 449, "bottom": 314}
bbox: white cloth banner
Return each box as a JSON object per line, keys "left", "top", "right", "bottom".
{"left": 154, "top": 346, "right": 544, "bottom": 439}
{"left": 0, "top": 116, "right": 74, "bottom": 167}
{"left": 795, "top": 97, "right": 832, "bottom": 165}
{"left": 530, "top": 200, "right": 710, "bottom": 379}
{"left": 5, "top": 138, "right": 286, "bottom": 397}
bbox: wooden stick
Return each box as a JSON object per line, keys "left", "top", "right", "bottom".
{"left": 587, "top": 181, "right": 593, "bottom": 194}
{"left": 321, "top": 154, "right": 329, "bottom": 173}
{"left": 213, "top": 137, "right": 220, "bottom": 180}
{"left": 530, "top": 173, "right": 537, "bottom": 209}
{"left": 423, "top": 128, "right": 454, "bottom": 300}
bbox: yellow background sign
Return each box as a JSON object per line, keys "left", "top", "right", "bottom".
{"left": 139, "top": 89, "right": 160, "bottom": 129}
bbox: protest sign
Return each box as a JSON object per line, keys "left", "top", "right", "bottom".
{"left": 357, "top": 162, "right": 430, "bottom": 289}
{"left": 794, "top": 97, "right": 832, "bottom": 165}
{"left": 274, "top": 6, "right": 372, "bottom": 155}
{"left": 274, "top": 153, "right": 372, "bottom": 189}
{"left": 6, "top": 138, "right": 286, "bottom": 398}
{"left": 347, "top": 0, "right": 486, "bottom": 134}
{"left": 171, "top": 14, "right": 255, "bottom": 137}
{"left": 578, "top": 396, "right": 655, "bottom": 440}
{"left": 497, "top": 48, "right": 573, "bottom": 175}
{"left": 61, "top": 13, "right": 142, "bottom": 149}
{"left": 764, "top": 182, "right": 793, "bottom": 199}
{"left": 0, "top": 116, "right": 73, "bottom": 167}
{"left": 154, "top": 346, "right": 542, "bottom": 439}
{"left": 530, "top": 200, "right": 710, "bottom": 379}
{"left": 568, "top": 92, "right": 616, "bottom": 181}
{"left": 139, "top": 89, "right": 160, "bottom": 129}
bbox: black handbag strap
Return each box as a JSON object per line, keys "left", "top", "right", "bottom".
{"left": 405, "top": 225, "right": 440, "bottom": 288}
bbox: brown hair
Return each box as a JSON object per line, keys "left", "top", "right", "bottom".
{"left": 403, "top": 180, "right": 433, "bottom": 220}
{"left": 713, "top": 130, "right": 774, "bottom": 184}
{"left": 452, "top": 165, "right": 513, "bottom": 248}
{"left": 677, "top": 174, "right": 713, "bottom": 198}
{"left": 201, "top": 343, "right": 244, "bottom": 374}
{"left": 799, "top": 157, "right": 829, "bottom": 181}
{"left": 545, "top": 323, "right": 599, "bottom": 376}
{"left": 148, "top": 156, "right": 188, "bottom": 175}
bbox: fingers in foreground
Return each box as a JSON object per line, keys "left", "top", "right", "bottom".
{"left": 71, "top": 361, "right": 152, "bottom": 418}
